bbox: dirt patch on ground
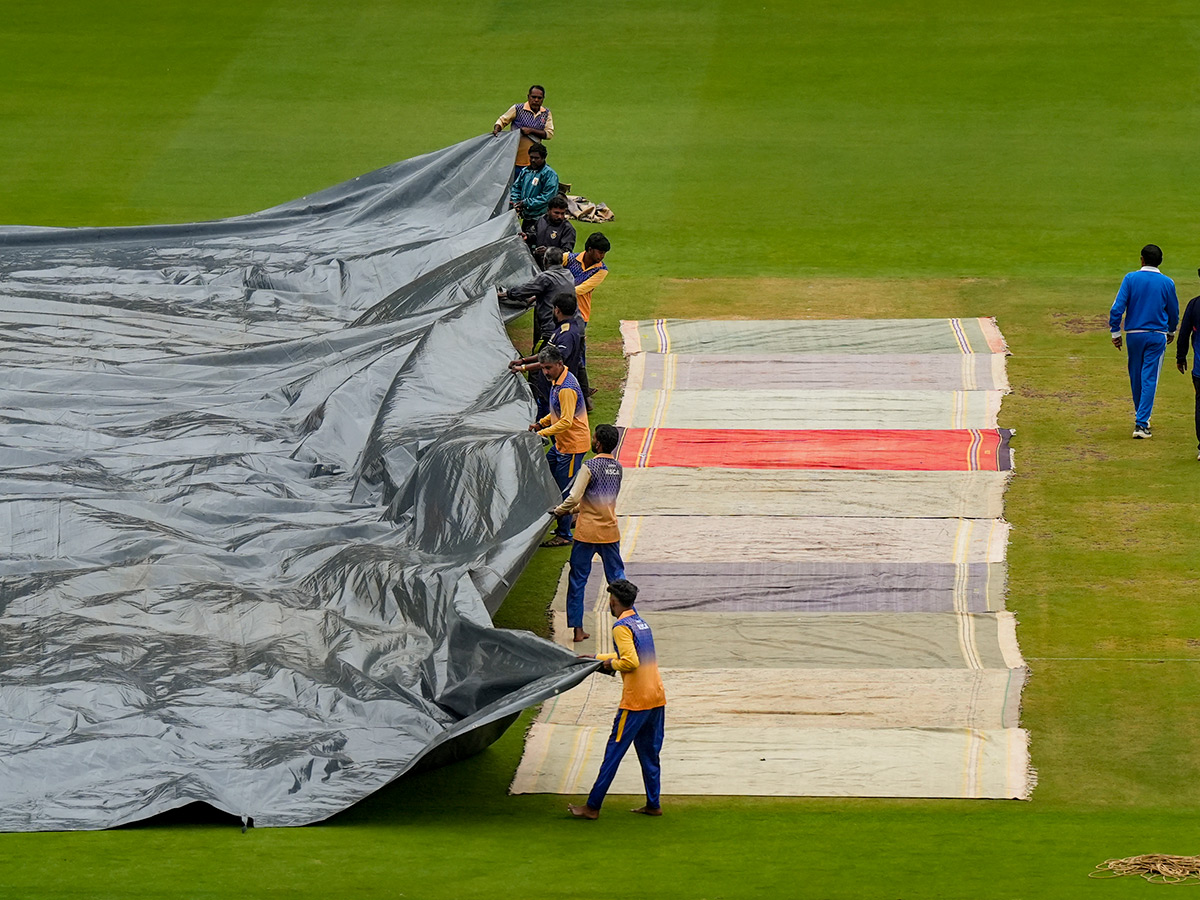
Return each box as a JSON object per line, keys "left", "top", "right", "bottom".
{"left": 1050, "top": 312, "right": 1108, "bottom": 334}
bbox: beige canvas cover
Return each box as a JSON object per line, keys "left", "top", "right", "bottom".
{"left": 625, "top": 352, "right": 1011, "bottom": 393}
{"left": 617, "top": 469, "right": 1009, "bottom": 518}
{"left": 621, "top": 317, "right": 1009, "bottom": 357}
{"left": 620, "top": 516, "right": 1010, "bottom": 564}
{"left": 512, "top": 723, "right": 1030, "bottom": 799}
{"left": 559, "top": 610, "right": 1023, "bottom": 670}
{"left": 539, "top": 667, "right": 1026, "bottom": 730}
{"left": 616, "top": 388, "right": 1005, "bottom": 430}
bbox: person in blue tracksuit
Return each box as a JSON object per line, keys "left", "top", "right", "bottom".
{"left": 1110, "top": 244, "right": 1179, "bottom": 438}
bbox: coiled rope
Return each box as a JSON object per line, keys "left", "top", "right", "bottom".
{"left": 1091, "top": 855, "right": 1200, "bottom": 884}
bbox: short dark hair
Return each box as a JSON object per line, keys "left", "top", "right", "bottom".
{"left": 585, "top": 232, "right": 610, "bottom": 252}
{"left": 528, "top": 85, "right": 545, "bottom": 97}
{"left": 547, "top": 195, "right": 569, "bottom": 211}
{"left": 528, "top": 143, "right": 547, "bottom": 159}
{"left": 537, "top": 344, "right": 563, "bottom": 365}
{"left": 607, "top": 579, "right": 638, "bottom": 608}
{"left": 553, "top": 294, "right": 577, "bottom": 316}
{"left": 594, "top": 424, "right": 620, "bottom": 453}
{"left": 1141, "top": 244, "right": 1163, "bottom": 266}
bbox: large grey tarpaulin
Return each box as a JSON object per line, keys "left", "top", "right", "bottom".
{"left": 0, "top": 133, "right": 598, "bottom": 831}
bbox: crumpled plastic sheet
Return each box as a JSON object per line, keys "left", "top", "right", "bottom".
{"left": 0, "top": 132, "right": 597, "bottom": 831}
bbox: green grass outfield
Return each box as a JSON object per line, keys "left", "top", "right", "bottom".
{"left": 3, "top": 2, "right": 1200, "bottom": 897}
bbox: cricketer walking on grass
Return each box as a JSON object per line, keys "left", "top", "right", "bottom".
{"left": 1110, "top": 243, "right": 1178, "bottom": 439}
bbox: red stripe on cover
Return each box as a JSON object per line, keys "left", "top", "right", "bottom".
{"left": 615, "top": 428, "right": 1012, "bottom": 471}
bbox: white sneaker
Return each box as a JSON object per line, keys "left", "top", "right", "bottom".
{"left": 1132, "top": 425, "right": 1152, "bottom": 439}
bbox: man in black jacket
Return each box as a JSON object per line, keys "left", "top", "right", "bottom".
{"left": 510, "top": 294, "right": 588, "bottom": 419}
{"left": 1175, "top": 271, "right": 1200, "bottom": 459}
{"left": 526, "top": 195, "right": 576, "bottom": 254}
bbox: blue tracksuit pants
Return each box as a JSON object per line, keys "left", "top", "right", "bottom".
{"left": 546, "top": 447, "right": 585, "bottom": 539}
{"left": 566, "top": 541, "right": 625, "bottom": 628}
{"left": 1126, "top": 331, "right": 1167, "bottom": 429}
{"left": 586, "top": 705, "right": 664, "bottom": 811}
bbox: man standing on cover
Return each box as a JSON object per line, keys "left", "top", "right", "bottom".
{"left": 553, "top": 424, "right": 625, "bottom": 644}
{"left": 1175, "top": 272, "right": 1200, "bottom": 459}
{"left": 569, "top": 579, "right": 665, "bottom": 820}
{"left": 510, "top": 144, "right": 559, "bottom": 233}
{"left": 492, "top": 85, "right": 554, "bottom": 175}
{"left": 528, "top": 344, "right": 590, "bottom": 547}
{"left": 1110, "top": 244, "right": 1178, "bottom": 438}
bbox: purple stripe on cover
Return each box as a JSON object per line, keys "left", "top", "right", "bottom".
{"left": 637, "top": 353, "right": 1006, "bottom": 392}
{"left": 582, "top": 562, "right": 1006, "bottom": 613}
{"left": 997, "top": 429, "right": 1014, "bottom": 471}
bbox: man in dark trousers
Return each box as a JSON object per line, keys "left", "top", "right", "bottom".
{"left": 510, "top": 294, "right": 587, "bottom": 419}
{"left": 569, "top": 579, "right": 665, "bottom": 819}
{"left": 1110, "top": 243, "right": 1179, "bottom": 438}
{"left": 528, "top": 344, "right": 590, "bottom": 547}
{"left": 1175, "top": 270, "right": 1200, "bottom": 460}
{"left": 500, "top": 247, "right": 575, "bottom": 359}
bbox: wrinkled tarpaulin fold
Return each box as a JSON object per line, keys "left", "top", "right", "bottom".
{"left": 0, "top": 133, "right": 599, "bottom": 831}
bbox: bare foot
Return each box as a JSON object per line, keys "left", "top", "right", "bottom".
{"left": 631, "top": 806, "right": 662, "bottom": 816}
{"left": 572, "top": 628, "right": 590, "bottom": 643}
{"left": 568, "top": 804, "right": 599, "bottom": 819}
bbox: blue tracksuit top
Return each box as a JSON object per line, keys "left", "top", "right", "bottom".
{"left": 1110, "top": 267, "right": 1179, "bottom": 335}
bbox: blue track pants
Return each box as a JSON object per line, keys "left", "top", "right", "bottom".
{"left": 586, "top": 705, "right": 664, "bottom": 811}
{"left": 1126, "top": 331, "right": 1167, "bottom": 429}
{"left": 566, "top": 541, "right": 625, "bottom": 628}
{"left": 546, "top": 447, "right": 585, "bottom": 539}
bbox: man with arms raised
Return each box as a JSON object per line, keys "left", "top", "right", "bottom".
{"left": 492, "top": 85, "right": 554, "bottom": 174}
